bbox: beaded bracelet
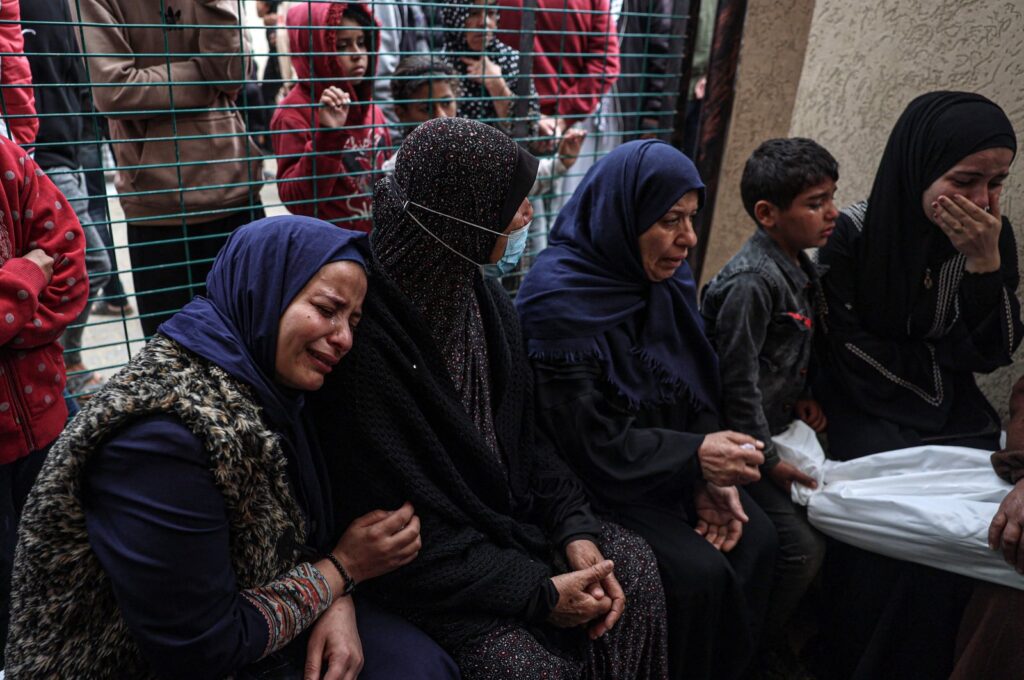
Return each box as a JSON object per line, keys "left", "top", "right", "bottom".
{"left": 324, "top": 553, "right": 356, "bottom": 596}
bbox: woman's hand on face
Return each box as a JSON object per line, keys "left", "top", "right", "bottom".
{"left": 305, "top": 596, "right": 363, "bottom": 680}
{"left": 989, "top": 481, "right": 1024, "bottom": 574}
{"left": 795, "top": 398, "right": 827, "bottom": 432}
{"left": 461, "top": 56, "right": 503, "bottom": 83}
{"left": 693, "top": 482, "right": 746, "bottom": 553}
{"left": 698, "top": 431, "right": 764, "bottom": 486}
{"left": 333, "top": 501, "right": 421, "bottom": 582}
{"left": 547, "top": 560, "right": 616, "bottom": 633}
{"left": 932, "top": 194, "right": 1002, "bottom": 273}
{"left": 564, "top": 539, "right": 626, "bottom": 638}
{"left": 319, "top": 86, "right": 351, "bottom": 129}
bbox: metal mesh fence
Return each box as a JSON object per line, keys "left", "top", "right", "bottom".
{"left": 12, "top": 0, "right": 700, "bottom": 397}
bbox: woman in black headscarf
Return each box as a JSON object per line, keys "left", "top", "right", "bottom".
{"left": 516, "top": 140, "right": 777, "bottom": 680}
{"left": 813, "top": 91, "right": 1020, "bottom": 678}
{"left": 310, "top": 117, "right": 669, "bottom": 679}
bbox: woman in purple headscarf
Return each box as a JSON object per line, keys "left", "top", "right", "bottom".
{"left": 517, "top": 140, "right": 778, "bottom": 680}
{"left": 6, "top": 216, "right": 458, "bottom": 680}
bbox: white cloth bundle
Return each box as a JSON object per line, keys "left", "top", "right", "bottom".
{"left": 772, "top": 421, "right": 1024, "bottom": 590}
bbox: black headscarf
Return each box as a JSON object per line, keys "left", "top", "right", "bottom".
{"left": 372, "top": 117, "right": 538, "bottom": 451}
{"left": 159, "top": 216, "right": 367, "bottom": 551}
{"left": 854, "top": 91, "right": 1017, "bottom": 338}
{"left": 517, "top": 140, "right": 719, "bottom": 411}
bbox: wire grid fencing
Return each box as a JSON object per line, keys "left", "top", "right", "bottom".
{"left": 14, "top": 0, "right": 697, "bottom": 398}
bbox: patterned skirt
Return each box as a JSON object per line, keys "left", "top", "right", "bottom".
{"left": 455, "top": 522, "right": 669, "bottom": 680}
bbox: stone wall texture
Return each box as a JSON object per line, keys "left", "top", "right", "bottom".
{"left": 706, "top": 0, "right": 1024, "bottom": 418}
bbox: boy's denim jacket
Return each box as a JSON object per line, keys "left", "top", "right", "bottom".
{"left": 700, "top": 229, "right": 827, "bottom": 469}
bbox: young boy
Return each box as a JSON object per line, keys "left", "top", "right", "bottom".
{"left": 385, "top": 54, "right": 586, "bottom": 198}
{"left": 700, "top": 137, "right": 839, "bottom": 671}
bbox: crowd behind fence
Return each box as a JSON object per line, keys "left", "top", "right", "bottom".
{"left": 8, "top": 0, "right": 705, "bottom": 398}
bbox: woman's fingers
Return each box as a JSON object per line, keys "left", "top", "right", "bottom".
{"left": 952, "top": 193, "right": 997, "bottom": 226}
{"left": 990, "top": 510, "right": 1008, "bottom": 550}
{"left": 1002, "top": 519, "right": 1021, "bottom": 570}
{"left": 375, "top": 502, "right": 415, "bottom": 535}
{"left": 725, "top": 431, "right": 762, "bottom": 448}
{"left": 720, "top": 520, "right": 743, "bottom": 553}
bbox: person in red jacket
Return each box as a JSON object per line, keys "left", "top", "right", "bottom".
{"left": 495, "top": 0, "right": 619, "bottom": 133}
{"left": 0, "top": 135, "right": 87, "bottom": 664}
{"left": 0, "top": 0, "right": 39, "bottom": 147}
{"left": 272, "top": 1, "right": 391, "bottom": 233}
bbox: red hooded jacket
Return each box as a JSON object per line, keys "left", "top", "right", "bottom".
{"left": 0, "top": 0, "right": 39, "bottom": 146}
{"left": 271, "top": 1, "right": 391, "bottom": 233}
{"left": 0, "top": 137, "right": 87, "bottom": 462}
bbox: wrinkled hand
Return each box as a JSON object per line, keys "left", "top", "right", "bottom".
{"left": 305, "top": 597, "right": 363, "bottom": 680}
{"left": 694, "top": 483, "right": 747, "bottom": 552}
{"left": 319, "top": 86, "right": 351, "bottom": 129}
{"left": 23, "top": 249, "right": 54, "bottom": 284}
{"left": 556, "top": 128, "right": 587, "bottom": 170}
{"left": 932, "top": 193, "right": 1002, "bottom": 273}
{"left": 333, "top": 501, "right": 420, "bottom": 583}
{"left": 989, "top": 481, "right": 1024, "bottom": 573}
{"left": 795, "top": 398, "right": 827, "bottom": 432}
{"left": 698, "top": 431, "right": 764, "bottom": 486}
{"left": 767, "top": 460, "right": 818, "bottom": 494}
{"left": 565, "top": 539, "right": 625, "bottom": 638}
{"left": 547, "top": 560, "right": 616, "bottom": 630}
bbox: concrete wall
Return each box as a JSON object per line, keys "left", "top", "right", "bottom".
{"left": 699, "top": 0, "right": 816, "bottom": 280}
{"left": 705, "top": 0, "right": 1024, "bottom": 417}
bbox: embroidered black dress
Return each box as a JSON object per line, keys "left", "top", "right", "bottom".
{"left": 812, "top": 92, "right": 1022, "bottom": 680}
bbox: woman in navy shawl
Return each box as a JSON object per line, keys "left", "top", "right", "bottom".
{"left": 518, "top": 140, "right": 777, "bottom": 680}
{"left": 7, "top": 216, "right": 458, "bottom": 679}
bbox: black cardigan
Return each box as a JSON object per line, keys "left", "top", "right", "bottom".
{"left": 310, "top": 265, "right": 600, "bottom": 650}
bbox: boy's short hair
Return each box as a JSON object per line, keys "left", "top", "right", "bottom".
{"left": 740, "top": 138, "right": 839, "bottom": 224}
{"left": 390, "top": 56, "right": 458, "bottom": 103}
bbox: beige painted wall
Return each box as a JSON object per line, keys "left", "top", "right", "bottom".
{"left": 700, "top": 0, "right": 816, "bottom": 281}
{"left": 706, "top": 0, "right": 1024, "bottom": 417}
{"left": 791, "top": 0, "right": 1024, "bottom": 417}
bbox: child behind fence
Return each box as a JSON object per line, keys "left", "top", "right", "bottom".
{"left": 272, "top": 1, "right": 391, "bottom": 234}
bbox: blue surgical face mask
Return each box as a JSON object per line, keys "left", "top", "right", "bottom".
{"left": 390, "top": 176, "right": 530, "bottom": 277}
{"left": 481, "top": 223, "right": 529, "bottom": 279}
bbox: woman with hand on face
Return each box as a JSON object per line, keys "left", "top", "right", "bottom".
{"left": 812, "top": 91, "right": 1021, "bottom": 679}
{"left": 516, "top": 140, "right": 778, "bottom": 680}
{"left": 311, "top": 117, "right": 669, "bottom": 679}
{"left": 271, "top": 2, "right": 391, "bottom": 233}
{"left": 6, "top": 217, "right": 458, "bottom": 680}
{"left": 439, "top": 0, "right": 540, "bottom": 136}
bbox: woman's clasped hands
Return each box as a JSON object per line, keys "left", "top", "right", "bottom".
{"left": 548, "top": 539, "right": 626, "bottom": 640}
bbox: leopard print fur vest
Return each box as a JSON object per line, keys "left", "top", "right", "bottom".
{"left": 6, "top": 336, "right": 307, "bottom": 679}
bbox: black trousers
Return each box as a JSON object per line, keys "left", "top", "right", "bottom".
{"left": 128, "top": 203, "right": 265, "bottom": 338}
{"left": 0, "top": 445, "right": 51, "bottom": 665}
{"left": 612, "top": 489, "right": 777, "bottom": 680}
